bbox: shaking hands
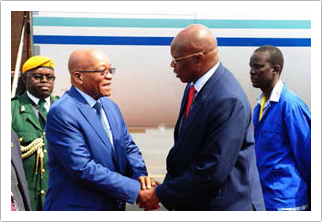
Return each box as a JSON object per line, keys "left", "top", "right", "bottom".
{"left": 136, "top": 176, "right": 160, "bottom": 211}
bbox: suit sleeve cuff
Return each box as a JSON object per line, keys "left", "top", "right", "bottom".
{"left": 155, "top": 183, "right": 176, "bottom": 211}
{"left": 119, "top": 179, "right": 141, "bottom": 204}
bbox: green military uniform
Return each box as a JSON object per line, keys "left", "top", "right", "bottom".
{"left": 11, "top": 91, "right": 58, "bottom": 211}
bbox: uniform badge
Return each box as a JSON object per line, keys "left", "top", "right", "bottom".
{"left": 21, "top": 106, "right": 25, "bottom": 112}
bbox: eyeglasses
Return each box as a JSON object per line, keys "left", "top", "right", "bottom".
{"left": 30, "top": 74, "right": 56, "bottom": 82}
{"left": 172, "top": 50, "right": 205, "bottom": 65}
{"left": 78, "top": 68, "right": 116, "bottom": 76}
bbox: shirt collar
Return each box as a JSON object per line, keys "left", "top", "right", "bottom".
{"left": 256, "top": 79, "right": 283, "bottom": 105}
{"left": 74, "top": 87, "right": 99, "bottom": 108}
{"left": 192, "top": 61, "right": 220, "bottom": 93}
{"left": 27, "top": 91, "right": 50, "bottom": 105}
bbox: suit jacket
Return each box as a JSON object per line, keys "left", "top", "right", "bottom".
{"left": 43, "top": 86, "right": 147, "bottom": 211}
{"left": 156, "top": 63, "right": 265, "bottom": 210}
{"left": 11, "top": 92, "right": 58, "bottom": 210}
{"left": 11, "top": 130, "right": 31, "bottom": 211}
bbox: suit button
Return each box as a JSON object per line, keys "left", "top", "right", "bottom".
{"left": 43, "top": 132, "right": 46, "bottom": 136}
{"left": 40, "top": 190, "right": 45, "bottom": 195}
{"left": 43, "top": 149, "right": 47, "bottom": 154}
{"left": 41, "top": 169, "right": 46, "bottom": 173}
{"left": 19, "top": 138, "right": 23, "bottom": 142}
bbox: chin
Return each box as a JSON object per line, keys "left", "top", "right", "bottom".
{"left": 102, "top": 91, "right": 112, "bottom": 97}
{"left": 38, "top": 93, "right": 51, "bottom": 99}
{"left": 251, "top": 83, "right": 260, "bottom": 88}
{"left": 179, "top": 78, "right": 187, "bottom": 83}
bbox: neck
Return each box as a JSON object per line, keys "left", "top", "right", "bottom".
{"left": 193, "top": 59, "right": 219, "bottom": 83}
{"left": 261, "top": 77, "right": 280, "bottom": 99}
{"left": 262, "top": 89, "right": 272, "bottom": 99}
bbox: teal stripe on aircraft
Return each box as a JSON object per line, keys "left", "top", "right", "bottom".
{"left": 33, "top": 17, "right": 311, "bottom": 29}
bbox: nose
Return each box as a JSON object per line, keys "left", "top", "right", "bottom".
{"left": 105, "top": 72, "right": 113, "bottom": 79}
{"left": 250, "top": 67, "right": 256, "bottom": 75}
{"left": 40, "top": 76, "right": 49, "bottom": 82}
{"left": 170, "top": 60, "right": 176, "bottom": 68}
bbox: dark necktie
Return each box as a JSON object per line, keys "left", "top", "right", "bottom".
{"left": 38, "top": 99, "right": 48, "bottom": 115}
{"left": 185, "top": 85, "right": 196, "bottom": 118}
{"left": 38, "top": 99, "right": 47, "bottom": 129}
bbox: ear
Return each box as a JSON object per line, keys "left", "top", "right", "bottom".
{"left": 272, "top": 65, "right": 281, "bottom": 76}
{"left": 22, "top": 73, "right": 27, "bottom": 84}
{"left": 73, "top": 72, "right": 83, "bottom": 84}
{"left": 194, "top": 53, "right": 205, "bottom": 67}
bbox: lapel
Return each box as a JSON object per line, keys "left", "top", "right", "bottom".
{"left": 174, "top": 85, "right": 190, "bottom": 140}
{"left": 100, "top": 97, "right": 119, "bottom": 167}
{"left": 180, "top": 63, "right": 225, "bottom": 141}
{"left": 19, "top": 92, "right": 42, "bottom": 131}
{"left": 68, "top": 86, "right": 118, "bottom": 165}
{"left": 170, "top": 63, "right": 226, "bottom": 158}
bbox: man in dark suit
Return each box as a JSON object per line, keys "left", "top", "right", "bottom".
{"left": 11, "top": 130, "right": 31, "bottom": 211}
{"left": 137, "top": 24, "right": 265, "bottom": 210}
{"left": 44, "top": 49, "right": 157, "bottom": 211}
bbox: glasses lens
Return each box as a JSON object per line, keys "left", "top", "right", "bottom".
{"left": 46, "top": 75, "right": 56, "bottom": 81}
{"left": 32, "top": 75, "right": 42, "bottom": 81}
{"left": 171, "top": 58, "right": 177, "bottom": 65}
{"left": 31, "top": 74, "right": 55, "bottom": 81}
{"left": 109, "top": 68, "right": 116, "bottom": 75}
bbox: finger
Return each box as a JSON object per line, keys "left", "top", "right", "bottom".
{"left": 145, "top": 177, "right": 151, "bottom": 189}
{"left": 151, "top": 205, "right": 159, "bottom": 210}
{"left": 139, "top": 176, "right": 146, "bottom": 189}
{"left": 138, "top": 203, "right": 145, "bottom": 209}
{"left": 144, "top": 206, "right": 154, "bottom": 211}
{"left": 148, "top": 204, "right": 160, "bottom": 211}
{"left": 150, "top": 178, "right": 156, "bottom": 187}
{"left": 155, "top": 181, "right": 161, "bottom": 185}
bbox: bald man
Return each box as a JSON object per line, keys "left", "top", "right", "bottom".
{"left": 138, "top": 24, "right": 265, "bottom": 211}
{"left": 43, "top": 49, "right": 157, "bottom": 211}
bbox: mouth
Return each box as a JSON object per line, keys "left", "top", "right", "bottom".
{"left": 250, "top": 77, "right": 257, "bottom": 83}
{"left": 39, "top": 85, "right": 50, "bottom": 91}
{"left": 102, "top": 83, "right": 111, "bottom": 88}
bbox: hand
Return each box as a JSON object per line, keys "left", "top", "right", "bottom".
{"left": 138, "top": 176, "right": 160, "bottom": 190}
{"left": 136, "top": 186, "right": 160, "bottom": 211}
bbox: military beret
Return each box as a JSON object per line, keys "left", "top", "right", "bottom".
{"left": 22, "top": 55, "right": 54, "bottom": 73}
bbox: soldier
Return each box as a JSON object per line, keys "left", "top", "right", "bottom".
{"left": 11, "top": 55, "right": 59, "bottom": 210}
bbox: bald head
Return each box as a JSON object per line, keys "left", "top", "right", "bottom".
{"left": 68, "top": 49, "right": 113, "bottom": 99}
{"left": 68, "top": 49, "right": 109, "bottom": 75}
{"left": 172, "top": 24, "right": 217, "bottom": 56}
{"left": 170, "top": 24, "right": 219, "bottom": 83}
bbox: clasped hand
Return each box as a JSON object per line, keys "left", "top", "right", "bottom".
{"left": 136, "top": 176, "right": 160, "bottom": 211}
